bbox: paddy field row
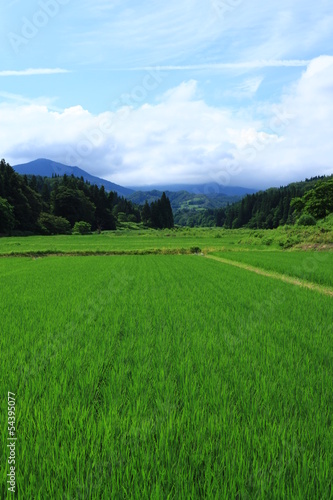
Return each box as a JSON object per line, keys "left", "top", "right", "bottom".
{"left": 1, "top": 255, "right": 332, "bottom": 498}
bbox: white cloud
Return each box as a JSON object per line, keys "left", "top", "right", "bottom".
{"left": 233, "top": 56, "right": 333, "bottom": 186}
{"left": 1, "top": 56, "right": 333, "bottom": 189}
{"left": 223, "top": 76, "right": 264, "bottom": 99}
{"left": 0, "top": 68, "right": 70, "bottom": 77}
{"left": 70, "top": 0, "right": 222, "bottom": 67}
{"left": 66, "top": 1, "right": 332, "bottom": 69}
{"left": 236, "top": 77, "right": 263, "bottom": 94}
{"left": 127, "top": 61, "right": 310, "bottom": 71}
{"left": 2, "top": 0, "right": 331, "bottom": 76}
{"left": 161, "top": 80, "right": 199, "bottom": 102}
{"left": 0, "top": 91, "right": 63, "bottom": 111}
{"left": 216, "top": 3, "right": 333, "bottom": 63}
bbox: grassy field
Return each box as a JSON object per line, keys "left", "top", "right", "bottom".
{"left": 1, "top": 227, "right": 257, "bottom": 255}
{"left": 211, "top": 250, "right": 333, "bottom": 288}
{"left": 1, "top": 250, "right": 333, "bottom": 498}
{"left": 0, "top": 222, "right": 332, "bottom": 256}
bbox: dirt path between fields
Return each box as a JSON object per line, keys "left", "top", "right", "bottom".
{"left": 205, "top": 254, "right": 333, "bottom": 297}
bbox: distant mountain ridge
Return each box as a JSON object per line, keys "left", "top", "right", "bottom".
{"left": 13, "top": 159, "right": 134, "bottom": 198}
{"left": 128, "top": 189, "right": 241, "bottom": 212}
{"left": 12, "top": 159, "right": 256, "bottom": 207}
{"left": 128, "top": 183, "right": 258, "bottom": 197}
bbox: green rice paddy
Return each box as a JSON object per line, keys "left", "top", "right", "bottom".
{"left": 1, "top": 245, "right": 332, "bottom": 498}
{"left": 212, "top": 250, "right": 333, "bottom": 288}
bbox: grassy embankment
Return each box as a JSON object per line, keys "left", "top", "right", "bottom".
{"left": 0, "top": 218, "right": 332, "bottom": 256}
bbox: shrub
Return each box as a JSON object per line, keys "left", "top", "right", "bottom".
{"left": 73, "top": 221, "right": 92, "bottom": 235}
{"left": 117, "top": 212, "right": 128, "bottom": 222}
{"left": 38, "top": 213, "right": 71, "bottom": 235}
{"left": 127, "top": 214, "right": 138, "bottom": 223}
{"left": 190, "top": 246, "right": 201, "bottom": 254}
{"left": 297, "top": 214, "right": 317, "bottom": 226}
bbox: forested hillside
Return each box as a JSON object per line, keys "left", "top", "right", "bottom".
{"left": 128, "top": 190, "right": 240, "bottom": 211}
{"left": 1, "top": 158, "right": 332, "bottom": 233}
{"left": 0, "top": 160, "right": 173, "bottom": 234}
{"left": 214, "top": 176, "right": 333, "bottom": 229}
{"left": 128, "top": 190, "right": 240, "bottom": 227}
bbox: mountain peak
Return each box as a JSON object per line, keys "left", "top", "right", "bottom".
{"left": 13, "top": 159, "right": 133, "bottom": 197}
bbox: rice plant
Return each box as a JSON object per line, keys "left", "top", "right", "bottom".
{"left": 1, "top": 255, "right": 332, "bottom": 498}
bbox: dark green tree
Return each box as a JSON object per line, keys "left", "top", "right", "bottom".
{"left": 160, "top": 192, "right": 174, "bottom": 229}
{"left": 53, "top": 186, "right": 96, "bottom": 226}
{"left": 38, "top": 213, "right": 71, "bottom": 235}
{"left": 302, "top": 180, "right": 333, "bottom": 219}
{"left": 0, "top": 159, "right": 42, "bottom": 232}
{"left": 0, "top": 197, "right": 15, "bottom": 233}
{"left": 141, "top": 200, "right": 151, "bottom": 224}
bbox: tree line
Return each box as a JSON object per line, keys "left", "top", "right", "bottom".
{"left": 141, "top": 193, "right": 174, "bottom": 229}
{"left": 0, "top": 159, "right": 174, "bottom": 235}
{"left": 214, "top": 176, "right": 333, "bottom": 229}
{"left": 1, "top": 158, "right": 331, "bottom": 234}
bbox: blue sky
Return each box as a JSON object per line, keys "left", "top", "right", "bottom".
{"left": 1, "top": 0, "right": 333, "bottom": 188}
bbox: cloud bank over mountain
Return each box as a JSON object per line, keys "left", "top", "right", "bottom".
{"left": 1, "top": 56, "right": 332, "bottom": 189}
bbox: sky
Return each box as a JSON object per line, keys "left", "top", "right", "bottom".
{"left": 0, "top": 0, "right": 333, "bottom": 189}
